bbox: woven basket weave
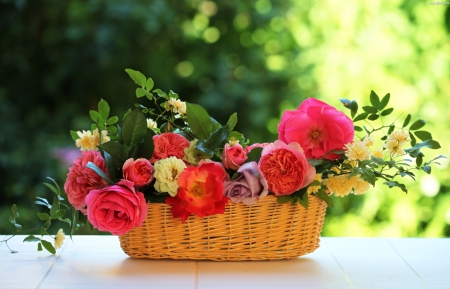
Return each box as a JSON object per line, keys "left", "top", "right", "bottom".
{"left": 119, "top": 195, "right": 327, "bottom": 261}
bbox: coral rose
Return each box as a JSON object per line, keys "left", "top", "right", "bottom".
{"left": 258, "top": 140, "right": 316, "bottom": 196}
{"left": 278, "top": 98, "right": 354, "bottom": 160}
{"left": 122, "top": 158, "right": 154, "bottom": 189}
{"left": 64, "top": 150, "right": 108, "bottom": 213}
{"left": 85, "top": 179, "right": 147, "bottom": 235}
{"left": 165, "top": 160, "right": 228, "bottom": 223}
{"left": 149, "top": 132, "right": 190, "bottom": 163}
{"left": 224, "top": 162, "right": 269, "bottom": 205}
{"left": 222, "top": 143, "right": 247, "bottom": 171}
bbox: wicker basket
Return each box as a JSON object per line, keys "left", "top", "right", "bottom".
{"left": 119, "top": 195, "right": 327, "bottom": 261}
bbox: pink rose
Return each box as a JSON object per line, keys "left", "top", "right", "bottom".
{"left": 222, "top": 143, "right": 247, "bottom": 170}
{"left": 278, "top": 98, "right": 354, "bottom": 160}
{"left": 150, "top": 132, "right": 190, "bottom": 163}
{"left": 85, "top": 179, "right": 148, "bottom": 235}
{"left": 122, "top": 158, "right": 154, "bottom": 189}
{"left": 64, "top": 150, "right": 108, "bottom": 213}
{"left": 258, "top": 140, "right": 316, "bottom": 196}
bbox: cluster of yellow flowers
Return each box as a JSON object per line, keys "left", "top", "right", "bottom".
{"left": 75, "top": 129, "right": 110, "bottom": 151}
{"left": 309, "top": 130, "right": 411, "bottom": 198}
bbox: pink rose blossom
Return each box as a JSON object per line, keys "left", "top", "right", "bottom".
{"left": 277, "top": 98, "right": 354, "bottom": 160}
{"left": 258, "top": 140, "right": 316, "bottom": 196}
{"left": 224, "top": 161, "right": 269, "bottom": 205}
{"left": 64, "top": 150, "right": 108, "bottom": 213}
{"left": 122, "top": 158, "right": 154, "bottom": 189}
{"left": 150, "top": 132, "right": 190, "bottom": 163}
{"left": 86, "top": 179, "right": 148, "bottom": 235}
{"left": 222, "top": 143, "right": 247, "bottom": 171}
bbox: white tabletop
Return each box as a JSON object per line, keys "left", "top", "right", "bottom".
{"left": 1, "top": 235, "right": 448, "bottom": 289}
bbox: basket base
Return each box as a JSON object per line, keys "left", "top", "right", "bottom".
{"left": 119, "top": 195, "right": 327, "bottom": 261}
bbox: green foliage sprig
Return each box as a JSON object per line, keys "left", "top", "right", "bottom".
{"left": 1, "top": 178, "right": 88, "bottom": 254}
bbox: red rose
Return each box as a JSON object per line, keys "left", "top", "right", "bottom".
{"left": 165, "top": 160, "right": 228, "bottom": 223}
{"left": 85, "top": 179, "right": 148, "bottom": 235}
{"left": 149, "top": 132, "right": 190, "bottom": 163}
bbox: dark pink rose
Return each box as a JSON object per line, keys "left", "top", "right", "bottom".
{"left": 122, "top": 158, "right": 154, "bottom": 189}
{"left": 278, "top": 98, "right": 354, "bottom": 160}
{"left": 149, "top": 132, "right": 190, "bottom": 163}
{"left": 258, "top": 140, "right": 316, "bottom": 196}
{"left": 64, "top": 150, "right": 108, "bottom": 213}
{"left": 85, "top": 179, "right": 148, "bottom": 236}
{"left": 224, "top": 162, "right": 269, "bottom": 205}
{"left": 222, "top": 143, "right": 247, "bottom": 170}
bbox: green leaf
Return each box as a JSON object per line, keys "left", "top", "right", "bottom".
{"left": 51, "top": 209, "right": 66, "bottom": 220}
{"left": 415, "top": 154, "right": 423, "bottom": 167}
{"left": 70, "top": 130, "right": 79, "bottom": 141}
{"left": 409, "top": 131, "right": 417, "bottom": 146}
{"left": 50, "top": 197, "right": 59, "bottom": 216}
{"left": 414, "top": 130, "right": 432, "bottom": 141}
{"left": 354, "top": 126, "right": 363, "bottom": 132}
{"left": 168, "top": 90, "right": 179, "bottom": 99}
{"left": 226, "top": 112, "right": 238, "bottom": 131}
{"left": 369, "top": 90, "right": 380, "bottom": 109}
{"left": 141, "top": 130, "right": 155, "bottom": 159}
{"left": 59, "top": 218, "right": 72, "bottom": 226}
{"left": 403, "top": 114, "right": 411, "bottom": 128}
{"left": 186, "top": 102, "right": 212, "bottom": 139}
{"left": 277, "top": 196, "right": 291, "bottom": 204}
{"left": 350, "top": 100, "right": 358, "bottom": 118}
{"left": 410, "top": 119, "right": 426, "bottom": 131}
{"left": 367, "top": 114, "right": 379, "bottom": 121}
{"left": 37, "top": 212, "right": 50, "bottom": 221}
{"left": 316, "top": 189, "right": 334, "bottom": 208}
{"left": 86, "top": 162, "right": 114, "bottom": 185}
{"left": 196, "top": 140, "right": 215, "bottom": 157}
{"left": 380, "top": 107, "right": 394, "bottom": 116}
{"left": 98, "top": 142, "right": 127, "bottom": 163}
{"left": 227, "top": 131, "right": 246, "bottom": 145}
{"left": 388, "top": 125, "right": 395, "bottom": 135}
{"left": 35, "top": 197, "right": 52, "bottom": 209}
{"left": 23, "top": 235, "right": 40, "bottom": 242}
{"left": 37, "top": 243, "right": 43, "bottom": 252}
{"left": 98, "top": 99, "right": 110, "bottom": 120}
{"left": 410, "top": 139, "right": 441, "bottom": 150}
{"left": 298, "top": 192, "right": 309, "bottom": 209}
{"left": 41, "top": 240, "right": 56, "bottom": 255}
{"left": 353, "top": 113, "right": 368, "bottom": 122}
{"left": 379, "top": 93, "right": 390, "bottom": 110}
{"left": 44, "top": 182, "right": 59, "bottom": 196}
{"left": 153, "top": 88, "right": 168, "bottom": 99}
{"left": 245, "top": 147, "right": 263, "bottom": 163}
{"left": 362, "top": 106, "right": 378, "bottom": 113}
{"left": 89, "top": 110, "right": 101, "bottom": 123}
{"left": 135, "top": 87, "right": 146, "bottom": 98}
{"left": 106, "top": 116, "right": 119, "bottom": 125}
{"left": 207, "top": 125, "right": 229, "bottom": 150}
{"left": 383, "top": 181, "right": 407, "bottom": 193}
{"left": 121, "top": 108, "right": 148, "bottom": 150}
{"left": 422, "top": 165, "right": 431, "bottom": 174}
{"left": 125, "top": 68, "right": 146, "bottom": 87}
{"left": 146, "top": 78, "right": 154, "bottom": 91}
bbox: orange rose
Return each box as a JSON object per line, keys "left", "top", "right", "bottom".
{"left": 258, "top": 140, "right": 316, "bottom": 196}
{"left": 165, "top": 160, "right": 228, "bottom": 223}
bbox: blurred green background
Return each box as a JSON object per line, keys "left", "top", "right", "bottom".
{"left": 1, "top": 0, "right": 449, "bottom": 237}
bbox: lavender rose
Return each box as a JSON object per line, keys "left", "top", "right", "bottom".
{"left": 223, "top": 162, "right": 269, "bottom": 205}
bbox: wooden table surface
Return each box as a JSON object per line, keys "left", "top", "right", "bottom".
{"left": 1, "top": 235, "right": 449, "bottom": 289}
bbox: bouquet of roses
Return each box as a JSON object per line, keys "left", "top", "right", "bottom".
{"left": 3, "top": 69, "right": 444, "bottom": 254}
